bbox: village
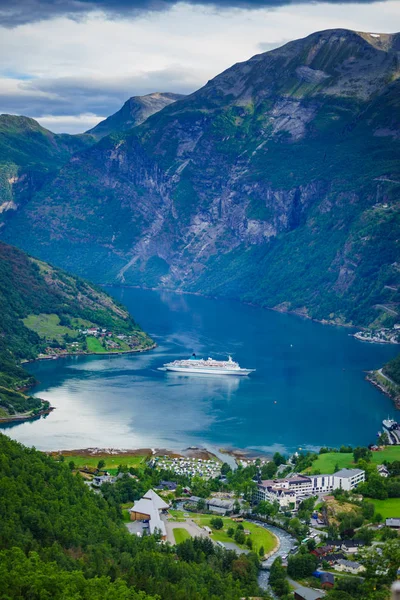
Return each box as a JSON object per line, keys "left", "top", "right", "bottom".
{"left": 56, "top": 442, "right": 400, "bottom": 600}
{"left": 353, "top": 325, "right": 400, "bottom": 345}
{"left": 38, "top": 326, "right": 146, "bottom": 359}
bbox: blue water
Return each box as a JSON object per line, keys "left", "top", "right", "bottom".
{"left": 2, "top": 287, "right": 398, "bottom": 454}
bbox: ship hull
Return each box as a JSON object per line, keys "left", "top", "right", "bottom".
{"left": 163, "top": 366, "right": 253, "bottom": 376}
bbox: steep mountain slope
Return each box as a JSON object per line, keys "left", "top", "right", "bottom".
{"left": 87, "top": 92, "right": 185, "bottom": 139}
{"left": 0, "top": 241, "right": 153, "bottom": 394}
{"left": 2, "top": 29, "right": 400, "bottom": 327}
{"left": 0, "top": 114, "right": 95, "bottom": 219}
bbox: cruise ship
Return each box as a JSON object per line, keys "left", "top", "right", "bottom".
{"left": 162, "top": 354, "right": 255, "bottom": 376}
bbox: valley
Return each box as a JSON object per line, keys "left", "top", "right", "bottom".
{"left": 0, "top": 30, "right": 399, "bottom": 329}
{"left": 0, "top": 22, "right": 400, "bottom": 600}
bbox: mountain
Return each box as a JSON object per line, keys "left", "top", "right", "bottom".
{"left": 1, "top": 29, "right": 400, "bottom": 327}
{"left": 0, "top": 241, "right": 153, "bottom": 397}
{"left": 0, "top": 114, "right": 95, "bottom": 220}
{"left": 87, "top": 92, "right": 186, "bottom": 139}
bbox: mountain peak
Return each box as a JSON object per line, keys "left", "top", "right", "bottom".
{"left": 87, "top": 91, "right": 185, "bottom": 139}
{"left": 198, "top": 28, "right": 399, "bottom": 105}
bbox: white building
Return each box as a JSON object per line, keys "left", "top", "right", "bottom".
{"left": 255, "top": 468, "right": 365, "bottom": 509}
{"left": 129, "top": 489, "right": 169, "bottom": 540}
{"left": 332, "top": 469, "right": 365, "bottom": 491}
{"left": 334, "top": 559, "right": 365, "bottom": 575}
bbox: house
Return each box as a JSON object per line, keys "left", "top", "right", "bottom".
{"left": 129, "top": 489, "right": 169, "bottom": 540}
{"left": 320, "top": 572, "right": 335, "bottom": 589}
{"left": 334, "top": 559, "right": 365, "bottom": 575}
{"left": 324, "top": 540, "right": 342, "bottom": 550}
{"left": 324, "top": 553, "right": 346, "bottom": 565}
{"left": 341, "top": 540, "right": 365, "bottom": 554}
{"left": 92, "top": 474, "right": 115, "bottom": 486}
{"left": 377, "top": 464, "right": 389, "bottom": 477}
{"left": 311, "top": 546, "right": 334, "bottom": 559}
{"left": 206, "top": 498, "right": 235, "bottom": 515}
{"left": 294, "top": 586, "right": 325, "bottom": 600}
{"left": 386, "top": 518, "right": 400, "bottom": 529}
{"left": 157, "top": 480, "right": 177, "bottom": 491}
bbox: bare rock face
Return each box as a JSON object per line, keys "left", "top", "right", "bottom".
{"left": 1, "top": 29, "right": 400, "bottom": 326}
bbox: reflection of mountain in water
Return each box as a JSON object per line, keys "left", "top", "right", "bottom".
{"left": 0, "top": 412, "right": 51, "bottom": 431}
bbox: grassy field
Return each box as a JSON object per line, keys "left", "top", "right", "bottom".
{"left": 370, "top": 498, "right": 400, "bottom": 519}
{"left": 189, "top": 513, "right": 276, "bottom": 554}
{"left": 23, "top": 313, "right": 78, "bottom": 342}
{"left": 86, "top": 336, "right": 131, "bottom": 353}
{"left": 168, "top": 510, "right": 186, "bottom": 522}
{"left": 57, "top": 453, "right": 147, "bottom": 471}
{"left": 304, "top": 447, "right": 400, "bottom": 474}
{"left": 173, "top": 528, "right": 192, "bottom": 544}
{"left": 305, "top": 453, "right": 354, "bottom": 474}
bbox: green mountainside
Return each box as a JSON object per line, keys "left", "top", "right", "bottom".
{"left": 0, "top": 241, "right": 153, "bottom": 417}
{"left": 0, "top": 434, "right": 261, "bottom": 599}
{"left": 0, "top": 114, "right": 95, "bottom": 221}
{"left": 1, "top": 29, "right": 400, "bottom": 326}
{"left": 87, "top": 92, "right": 185, "bottom": 139}
{"left": 384, "top": 354, "right": 400, "bottom": 386}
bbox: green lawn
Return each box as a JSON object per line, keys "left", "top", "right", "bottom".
{"left": 370, "top": 447, "right": 400, "bottom": 464}
{"left": 23, "top": 313, "right": 78, "bottom": 342}
{"left": 370, "top": 498, "right": 400, "bottom": 519}
{"left": 173, "top": 528, "right": 191, "bottom": 544}
{"left": 305, "top": 453, "right": 354, "bottom": 474}
{"left": 190, "top": 513, "right": 276, "bottom": 554}
{"left": 86, "top": 335, "right": 131, "bottom": 353}
{"left": 304, "top": 447, "right": 400, "bottom": 474}
{"left": 86, "top": 336, "right": 106, "bottom": 353}
{"left": 58, "top": 454, "right": 147, "bottom": 470}
{"left": 168, "top": 510, "right": 186, "bottom": 522}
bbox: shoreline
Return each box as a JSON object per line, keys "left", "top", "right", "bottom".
{"left": 46, "top": 446, "right": 223, "bottom": 462}
{"left": 366, "top": 371, "right": 400, "bottom": 410}
{"left": 0, "top": 406, "right": 55, "bottom": 424}
{"left": 102, "top": 283, "right": 357, "bottom": 331}
{"left": 25, "top": 342, "right": 157, "bottom": 364}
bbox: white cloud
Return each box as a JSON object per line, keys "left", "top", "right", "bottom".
{"left": 0, "top": 2, "right": 399, "bottom": 132}
{"left": 35, "top": 113, "right": 105, "bottom": 133}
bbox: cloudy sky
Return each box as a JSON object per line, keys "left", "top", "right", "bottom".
{"left": 0, "top": 0, "right": 398, "bottom": 133}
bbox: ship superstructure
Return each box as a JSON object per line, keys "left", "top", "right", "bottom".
{"left": 162, "top": 354, "right": 255, "bottom": 376}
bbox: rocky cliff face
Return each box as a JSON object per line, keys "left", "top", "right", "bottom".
{"left": 1, "top": 29, "right": 400, "bottom": 327}
{"left": 86, "top": 92, "right": 186, "bottom": 139}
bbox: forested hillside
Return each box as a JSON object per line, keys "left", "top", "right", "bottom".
{"left": 0, "top": 241, "right": 152, "bottom": 401}
{"left": 1, "top": 29, "right": 399, "bottom": 327}
{"left": 0, "top": 434, "right": 262, "bottom": 600}
{"left": 0, "top": 114, "right": 95, "bottom": 218}
{"left": 383, "top": 353, "right": 400, "bottom": 386}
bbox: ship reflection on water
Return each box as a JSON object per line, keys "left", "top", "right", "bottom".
{"left": 164, "top": 370, "right": 242, "bottom": 399}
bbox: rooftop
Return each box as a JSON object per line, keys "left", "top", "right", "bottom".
{"left": 129, "top": 489, "right": 169, "bottom": 537}
{"left": 337, "top": 559, "right": 362, "bottom": 568}
{"left": 294, "top": 585, "right": 325, "bottom": 600}
{"left": 386, "top": 518, "right": 400, "bottom": 527}
{"left": 334, "top": 468, "right": 364, "bottom": 478}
